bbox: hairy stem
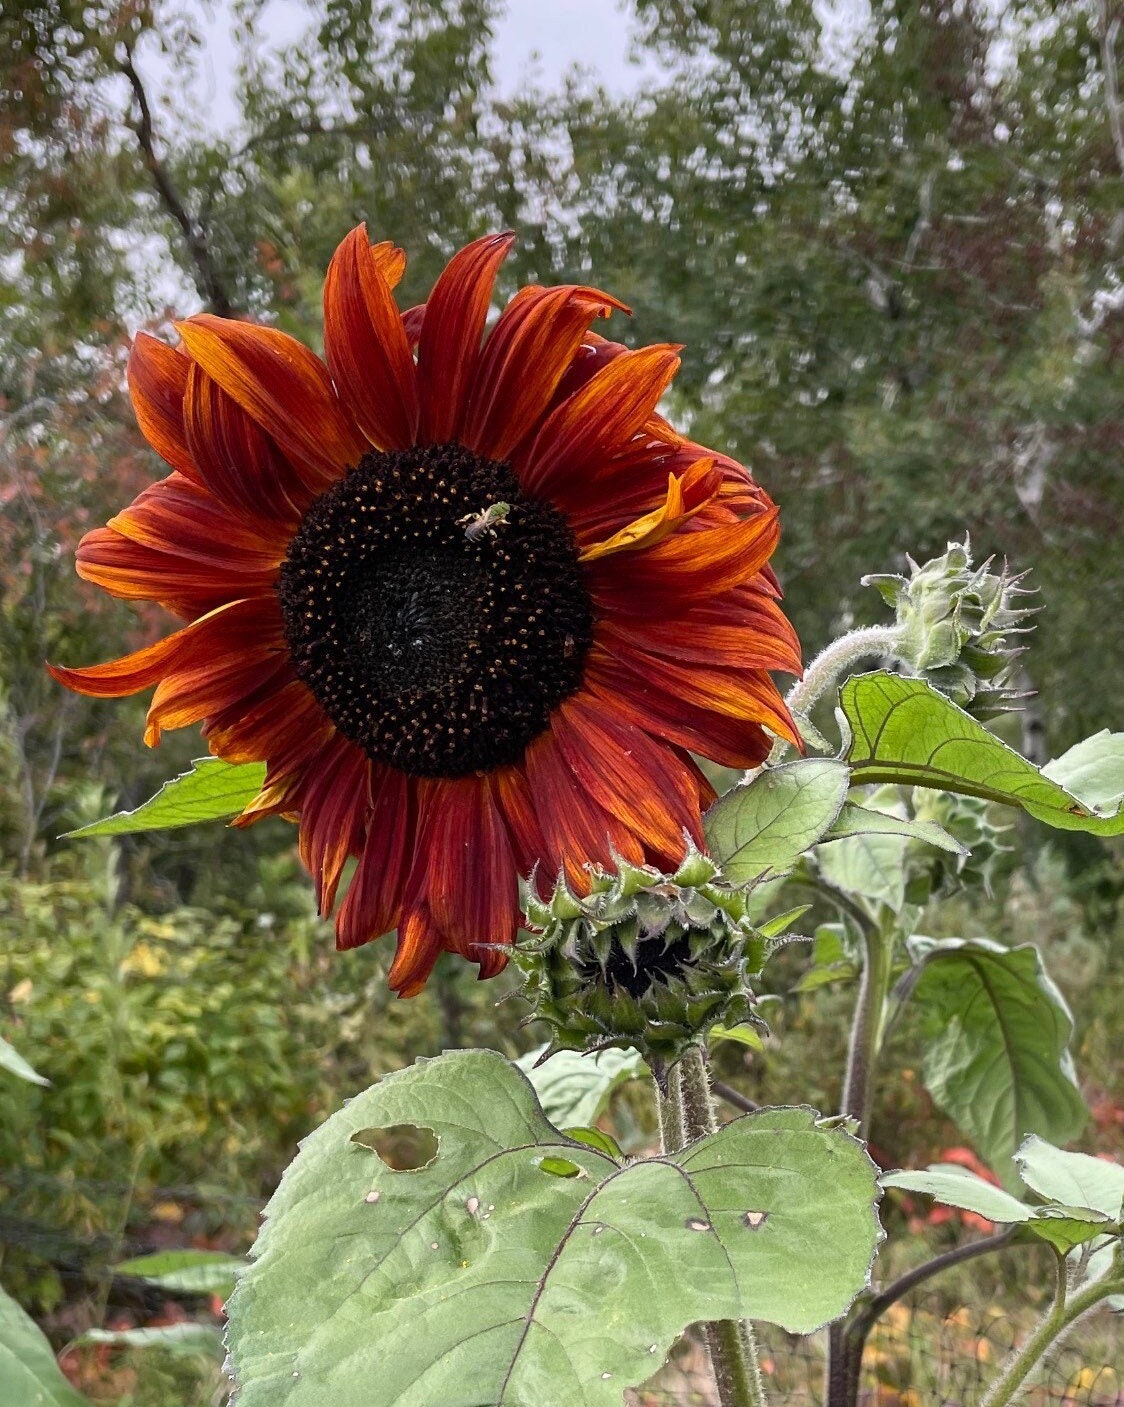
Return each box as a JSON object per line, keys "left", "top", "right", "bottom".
{"left": 826, "top": 916, "right": 895, "bottom": 1407}
{"left": 979, "top": 1258, "right": 1123, "bottom": 1407}
{"left": 674, "top": 1047, "right": 770, "bottom": 1407}
{"left": 765, "top": 623, "right": 902, "bottom": 765}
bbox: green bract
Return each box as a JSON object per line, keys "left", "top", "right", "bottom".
{"left": 515, "top": 849, "right": 768, "bottom": 1060}
{"left": 863, "top": 539, "right": 1036, "bottom": 718}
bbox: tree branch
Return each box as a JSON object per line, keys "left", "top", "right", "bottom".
{"left": 711, "top": 1080, "right": 760, "bottom": 1114}
{"left": 120, "top": 51, "right": 233, "bottom": 315}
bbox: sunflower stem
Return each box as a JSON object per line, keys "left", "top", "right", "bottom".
{"left": 978, "top": 1251, "right": 1124, "bottom": 1407}
{"left": 669, "top": 1046, "right": 770, "bottom": 1407}
{"left": 764, "top": 623, "right": 903, "bottom": 765}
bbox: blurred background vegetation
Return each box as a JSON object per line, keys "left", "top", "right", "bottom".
{"left": 1, "top": 1, "right": 1121, "bottom": 1402}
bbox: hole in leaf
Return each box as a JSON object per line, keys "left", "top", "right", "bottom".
{"left": 685, "top": 1217, "right": 712, "bottom": 1232}
{"left": 536, "top": 1155, "right": 585, "bottom": 1178}
{"left": 351, "top": 1123, "right": 439, "bottom": 1171}
{"left": 743, "top": 1210, "right": 769, "bottom": 1229}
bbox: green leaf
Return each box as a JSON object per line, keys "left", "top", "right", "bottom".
{"left": 705, "top": 759, "right": 851, "bottom": 884}
{"left": 515, "top": 1045, "right": 646, "bottom": 1128}
{"left": 881, "top": 1165, "right": 1117, "bottom": 1254}
{"left": 113, "top": 1250, "right": 246, "bottom": 1297}
{"left": 561, "top": 1127, "right": 623, "bottom": 1160}
{"left": 757, "top": 904, "right": 812, "bottom": 938}
{"left": 881, "top": 1166, "right": 1038, "bottom": 1223}
{"left": 227, "top": 1050, "right": 882, "bottom": 1407}
{"left": 1041, "top": 731, "right": 1124, "bottom": 814}
{"left": 708, "top": 1024, "right": 765, "bottom": 1051}
{"left": 907, "top": 938, "right": 1087, "bottom": 1180}
{"left": 65, "top": 758, "right": 266, "bottom": 837}
{"left": 79, "top": 1324, "right": 224, "bottom": 1357}
{"left": 0, "top": 1283, "right": 92, "bottom": 1406}
{"left": 816, "top": 830, "right": 909, "bottom": 910}
{"left": 1013, "top": 1137, "right": 1124, "bottom": 1221}
{"left": 822, "top": 801, "right": 966, "bottom": 854}
{"left": 840, "top": 673, "right": 1124, "bottom": 835}
{"left": 0, "top": 1035, "right": 49, "bottom": 1086}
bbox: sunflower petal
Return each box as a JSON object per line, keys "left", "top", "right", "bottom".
{"left": 517, "top": 343, "right": 682, "bottom": 496}
{"left": 463, "top": 283, "right": 627, "bottom": 460}
{"left": 175, "top": 314, "right": 366, "bottom": 488}
{"left": 416, "top": 232, "right": 515, "bottom": 442}
{"left": 183, "top": 365, "right": 314, "bottom": 526}
{"left": 323, "top": 224, "right": 419, "bottom": 451}
{"left": 296, "top": 732, "right": 371, "bottom": 916}
{"left": 336, "top": 766, "right": 414, "bottom": 951}
{"left": 127, "top": 334, "right": 200, "bottom": 484}
{"left": 579, "top": 458, "right": 722, "bottom": 562}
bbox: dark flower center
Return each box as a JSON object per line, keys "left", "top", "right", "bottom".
{"left": 579, "top": 930, "right": 695, "bottom": 999}
{"left": 277, "top": 443, "right": 593, "bottom": 777}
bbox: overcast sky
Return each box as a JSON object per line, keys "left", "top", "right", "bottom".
{"left": 139, "top": 0, "right": 658, "bottom": 137}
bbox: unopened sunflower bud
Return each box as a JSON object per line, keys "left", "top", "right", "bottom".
{"left": 863, "top": 538, "right": 1037, "bottom": 718}
{"left": 515, "top": 847, "right": 767, "bottom": 1060}
{"left": 910, "top": 790, "right": 1014, "bottom": 896}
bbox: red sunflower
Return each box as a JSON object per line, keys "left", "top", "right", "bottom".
{"left": 51, "top": 228, "right": 802, "bottom": 996}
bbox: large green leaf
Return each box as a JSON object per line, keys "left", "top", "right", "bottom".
{"left": 227, "top": 1050, "right": 881, "bottom": 1407}
{"left": 0, "top": 1034, "right": 49, "bottom": 1086}
{"left": 514, "top": 1045, "right": 647, "bottom": 1128}
{"left": 907, "top": 938, "right": 1087, "bottom": 1180}
{"left": 1041, "top": 731, "right": 1124, "bottom": 814}
{"left": 65, "top": 758, "right": 266, "bottom": 837}
{"left": 839, "top": 673, "right": 1124, "bottom": 835}
{"left": 0, "top": 1284, "right": 91, "bottom": 1406}
{"left": 705, "top": 759, "right": 850, "bottom": 884}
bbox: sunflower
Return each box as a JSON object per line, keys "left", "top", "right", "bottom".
{"left": 51, "top": 228, "right": 801, "bottom": 996}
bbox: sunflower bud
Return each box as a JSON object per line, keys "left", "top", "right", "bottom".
{"left": 863, "top": 539, "right": 1037, "bottom": 718}
{"left": 514, "top": 848, "right": 766, "bottom": 1060}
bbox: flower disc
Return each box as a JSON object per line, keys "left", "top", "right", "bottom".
{"left": 278, "top": 443, "right": 592, "bottom": 777}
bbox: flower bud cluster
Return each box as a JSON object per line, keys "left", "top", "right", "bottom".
{"left": 515, "top": 848, "right": 765, "bottom": 1060}
{"left": 864, "top": 539, "right": 1037, "bottom": 718}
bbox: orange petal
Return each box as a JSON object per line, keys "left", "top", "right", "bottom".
{"left": 336, "top": 766, "right": 415, "bottom": 951}
{"left": 323, "top": 225, "right": 419, "bottom": 451}
{"left": 144, "top": 597, "right": 287, "bottom": 742}
{"left": 517, "top": 344, "right": 682, "bottom": 497}
{"left": 579, "top": 458, "right": 722, "bottom": 562}
{"left": 296, "top": 732, "right": 371, "bottom": 916}
{"left": 552, "top": 695, "right": 703, "bottom": 862}
{"left": 523, "top": 728, "right": 645, "bottom": 890}
{"left": 416, "top": 233, "right": 515, "bottom": 442}
{"left": 402, "top": 776, "right": 519, "bottom": 971}
{"left": 387, "top": 906, "right": 446, "bottom": 997}
{"left": 47, "top": 599, "right": 252, "bottom": 703}
{"left": 127, "top": 334, "right": 201, "bottom": 485}
{"left": 175, "top": 314, "right": 366, "bottom": 489}
{"left": 583, "top": 645, "right": 775, "bottom": 770}
{"left": 183, "top": 365, "right": 315, "bottom": 527}
{"left": 588, "top": 504, "right": 781, "bottom": 611}
{"left": 463, "top": 283, "right": 627, "bottom": 460}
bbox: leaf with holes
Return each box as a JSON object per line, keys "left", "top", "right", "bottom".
{"left": 839, "top": 673, "right": 1124, "bottom": 835}
{"left": 227, "top": 1050, "right": 881, "bottom": 1407}
{"left": 705, "top": 759, "right": 851, "bottom": 884}
{"left": 65, "top": 758, "right": 266, "bottom": 837}
{"left": 1, "top": 1283, "right": 92, "bottom": 1406}
{"left": 906, "top": 938, "right": 1087, "bottom": 1182}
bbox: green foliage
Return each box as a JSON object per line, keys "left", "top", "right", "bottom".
{"left": 67, "top": 760, "right": 267, "bottom": 838}
{"left": 227, "top": 1050, "right": 881, "bottom": 1407}
{"left": 904, "top": 937, "right": 1088, "bottom": 1182}
{"left": 0, "top": 1282, "right": 91, "bottom": 1407}
{"left": 841, "top": 673, "right": 1124, "bottom": 834}
{"left": 884, "top": 1135, "right": 1124, "bottom": 1263}
{"left": 704, "top": 759, "right": 850, "bottom": 884}
{"left": 112, "top": 1250, "right": 246, "bottom": 1299}
{"left": 515, "top": 1046, "right": 647, "bottom": 1129}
